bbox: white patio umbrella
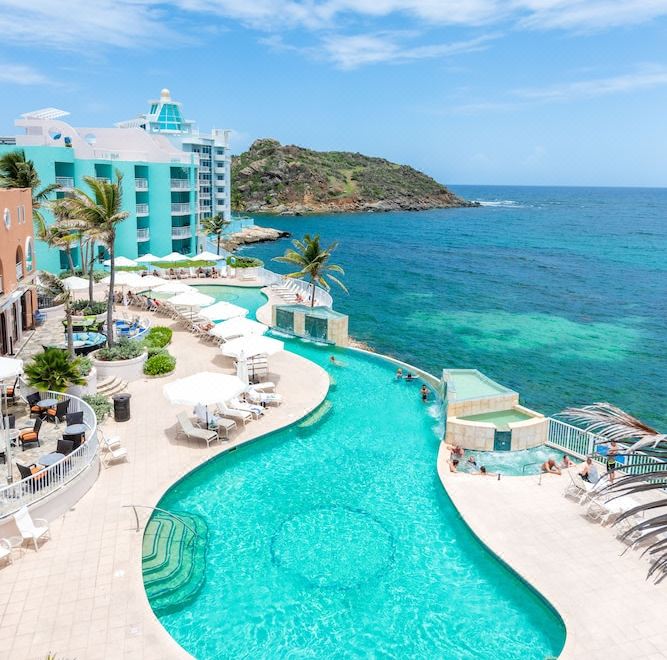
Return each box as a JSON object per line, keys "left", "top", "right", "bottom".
{"left": 164, "top": 372, "right": 246, "bottom": 407}
{"left": 158, "top": 252, "right": 192, "bottom": 262}
{"left": 210, "top": 317, "right": 267, "bottom": 341}
{"left": 135, "top": 253, "right": 160, "bottom": 263}
{"left": 191, "top": 251, "right": 224, "bottom": 262}
{"left": 221, "top": 335, "right": 284, "bottom": 359}
{"left": 168, "top": 291, "right": 215, "bottom": 308}
{"left": 61, "top": 276, "right": 90, "bottom": 291}
{"left": 100, "top": 271, "right": 144, "bottom": 287}
{"left": 103, "top": 256, "right": 137, "bottom": 268}
{"left": 134, "top": 275, "right": 166, "bottom": 292}
{"left": 199, "top": 301, "right": 248, "bottom": 322}
{"left": 153, "top": 282, "right": 196, "bottom": 295}
{"left": 0, "top": 357, "right": 23, "bottom": 485}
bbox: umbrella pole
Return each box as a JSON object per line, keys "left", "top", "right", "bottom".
{"left": 1, "top": 387, "right": 11, "bottom": 485}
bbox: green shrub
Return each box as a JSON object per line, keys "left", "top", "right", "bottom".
{"left": 116, "top": 265, "right": 147, "bottom": 272}
{"left": 144, "top": 345, "right": 168, "bottom": 358}
{"left": 144, "top": 326, "right": 172, "bottom": 348}
{"left": 82, "top": 393, "right": 112, "bottom": 421}
{"left": 24, "top": 348, "right": 87, "bottom": 392}
{"left": 71, "top": 300, "right": 107, "bottom": 315}
{"left": 95, "top": 338, "right": 144, "bottom": 362}
{"left": 77, "top": 356, "right": 93, "bottom": 377}
{"left": 152, "top": 260, "right": 214, "bottom": 268}
{"left": 144, "top": 353, "right": 176, "bottom": 376}
{"left": 226, "top": 256, "right": 263, "bottom": 268}
{"left": 59, "top": 269, "right": 107, "bottom": 282}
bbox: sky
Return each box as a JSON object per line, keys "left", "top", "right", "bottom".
{"left": 0, "top": 1, "right": 666, "bottom": 187}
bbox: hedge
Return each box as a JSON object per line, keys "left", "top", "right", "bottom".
{"left": 144, "top": 353, "right": 176, "bottom": 376}
{"left": 144, "top": 326, "right": 172, "bottom": 348}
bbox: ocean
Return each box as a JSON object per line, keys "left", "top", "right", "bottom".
{"left": 242, "top": 185, "right": 667, "bottom": 428}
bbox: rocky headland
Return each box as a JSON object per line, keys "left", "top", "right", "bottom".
{"left": 231, "top": 139, "right": 478, "bottom": 215}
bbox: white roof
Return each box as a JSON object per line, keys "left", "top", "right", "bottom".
{"left": 21, "top": 108, "right": 69, "bottom": 120}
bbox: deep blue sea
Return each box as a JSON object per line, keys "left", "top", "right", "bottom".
{"left": 243, "top": 185, "right": 667, "bottom": 428}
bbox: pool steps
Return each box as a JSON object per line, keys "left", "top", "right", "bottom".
{"left": 297, "top": 400, "right": 333, "bottom": 432}
{"left": 142, "top": 511, "right": 208, "bottom": 614}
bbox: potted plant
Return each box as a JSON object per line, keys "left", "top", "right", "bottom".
{"left": 91, "top": 338, "right": 147, "bottom": 382}
{"left": 24, "top": 348, "right": 86, "bottom": 393}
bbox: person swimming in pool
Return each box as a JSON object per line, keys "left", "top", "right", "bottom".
{"left": 541, "top": 458, "right": 562, "bottom": 475}
{"left": 396, "top": 368, "right": 403, "bottom": 379}
{"left": 420, "top": 385, "right": 429, "bottom": 402}
{"left": 405, "top": 372, "right": 416, "bottom": 381}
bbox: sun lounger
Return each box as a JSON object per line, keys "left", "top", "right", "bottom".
{"left": 230, "top": 397, "right": 264, "bottom": 419}
{"left": 246, "top": 388, "right": 282, "bottom": 406}
{"left": 216, "top": 401, "right": 252, "bottom": 425}
{"left": 177, "top": 412, "right": 219, "bottom": 447}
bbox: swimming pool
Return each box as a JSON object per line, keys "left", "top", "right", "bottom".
{"left": 192, "top": 284, "right": 267, "bottom": 319}
{"left": 149, "top": 341, "right": 565, "bottom": 658}
{"left": 443, "top": 369, "right": 516, "bottom": 400}
{"left": 459, "top": 409, "right": 535, "bottom": 428}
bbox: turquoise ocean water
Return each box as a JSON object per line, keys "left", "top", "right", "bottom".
{"left": 244, "top": 185, "right": 667, "bottom": 428}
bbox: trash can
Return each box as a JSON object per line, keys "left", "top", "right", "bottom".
{"left": 112, "top": 393, "right": 131, "bottom": 422}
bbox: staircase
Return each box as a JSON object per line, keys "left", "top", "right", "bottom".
{"left": 142, "top": 511, "right": 208, "bottom": 614}
{"left": 97, "top": 377, "right": 128, "bottom": 397}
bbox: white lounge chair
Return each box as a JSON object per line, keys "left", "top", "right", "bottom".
{"left": 100, "top": 431, "right": 128, "bottom": 465}
{"left": 217, "top": 401, "right": 252, "bottom": 426}
{"left": 251, "top": 381, "right": 275, "bottom": 392}
{"left": 13, "top": 506, "right": 50, "bottom": 551}
{"left": 230, "top": 397, "right": 264, "bottom": 419}
{"left": 246, "top": 388, "right": 282, "bottom": 406}
{"left": 0, "top": 538, "right": 14, "bottom": 565}
{"left": 563, "top": 469, "right": 594, "bottom": 503}
{"left": 177, "top": 413, "right": 219, "bottom": 447}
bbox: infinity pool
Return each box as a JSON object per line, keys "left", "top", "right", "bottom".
{"left": 151, "top": 339, "right": 565, "bottom": 658}
{"left": 192, "top": 284, "right": 267, "bottom": 318}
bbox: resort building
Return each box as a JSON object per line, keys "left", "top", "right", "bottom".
{"left": 117, "top": 88, "right": 234, "bottom": 245}
{"left": 0, "top": 188, "right": 37, "bottom": 355}
{"left": 0, "top": 90, "right": 241, "bottom": 274}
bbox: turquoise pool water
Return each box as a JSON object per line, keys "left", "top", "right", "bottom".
{"left": 192, "top": 284, "right": 266, "bottom": 319}
{"left": 151, "top": 338, "right": 565, "bottom": 658}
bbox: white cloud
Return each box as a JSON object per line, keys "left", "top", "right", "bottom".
{"left": 0, "top": 62, "right": 52, "bottom": 86}
{"left": 514, "top": 65, "right": 667, "bottom": 101}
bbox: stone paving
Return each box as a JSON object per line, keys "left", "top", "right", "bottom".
{"left": 438, "top": 444, "right": 667, "bottom": 660}
{"left": 0, "top": 295, "right": 329, "bottom": 659}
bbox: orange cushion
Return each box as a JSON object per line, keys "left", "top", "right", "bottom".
{"left": 47, "top": 408, "right": 56, "bottom": 415}
{"left": 6, "top": 387, "right": 14, "bottom": 396}
{"left": 21, "top": 432, "right": 37, "bottom": 441}
{"left": 30, "top": 466, "right": 46, "bottom": 480}
{"left": 30, "top": 405, "right": 40, "bottom": 412}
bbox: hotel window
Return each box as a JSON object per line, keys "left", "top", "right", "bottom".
{"left": 216, "top": 175, "right": 224, "bottom": 181}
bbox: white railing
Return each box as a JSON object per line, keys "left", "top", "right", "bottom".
{"left": 55, "top": 176, "right": 74, "bottom": 189}
{"left": 171, "top": 203, "right": 191, "bottom": 214}
{"left": 257, "top": 268, "right": 334, "bottom": 307}
{"left": 199, "top": 193, "right": 211, "bottom": 200}
{"left": 547, "top": 418, "right": 667, "bottom": 476}
{"left": 215, "top": 192, "right": 226, "bottom": 200}
{"left": 171, "top": 226, "right": 192, "bottom": 238}
{"left": 215, "top": 167, "right": 225, "bottom": 174}
{"left": 15, "top": 262, "right": 23, "bottom": 281}
{"left": 135, "top": 178, "right": 149, "bottom": 190}
{"left": 170, "top": 179, "right": 190, "bottom": 190}
{"left": 0, "top": 389, "right": 99, "bottom": 519}
{"left": 137, "top": 228, "right": 150, "bottom": 241}
{"left": 136, "top": 203, "right": 149, "bottom": 216}
{"left": 199, "top": 166, "right": 211, "bottom": 173}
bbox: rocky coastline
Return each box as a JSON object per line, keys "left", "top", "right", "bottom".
{"left": 221, "top": 225, "right": 290, "bottom": 251}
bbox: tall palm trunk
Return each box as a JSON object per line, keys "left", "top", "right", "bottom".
{"left": 217, "top": 234, "right": 221, "bottom": 255}
{"left": 310, "top": 274, "right": 317, "bottom": 307}
{"left": 79, "top": 236, "right": 87, "bottom": 275}
{"left": 64, "top": 301, "right": 74, "bottom": 357}
{"left": 106, "top": 237, "right": 115, "bottom": 348}
{"left": 65, "top": 246, "right": 75, "bottom": 275}
{"left": 88, "top": 241, "right": 96, "bottom": 303}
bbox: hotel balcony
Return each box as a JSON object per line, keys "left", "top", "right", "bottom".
{"left": 214, "top": 166, "right": 226, "bottom": 175}
{"left": 215, "top": 192, "right": 226, "bottom": 201}
{"left": 171, "top": 203, "right": 191, "bottom": 215}
{"left": 135, "top": 178, "right": 149, "bottom": 190}
{"left": 171, "top": 225, "right": 192, "bottom": 239}
{"left": 199, "top": 193, "right": 211, "bottom": 200}
{"left": 55, "top": 176, "right": 74, "bottom": 189}
{"left": 170, "top": 178, "right": 191, "bottom": 190}
{"left": 137, "top": 228, "right": 150, "bottom": 242}
{"left": 198, "top": 166, "right": 211, "bottom": 173}
{"left": 136, "top": 203, "right": 149, "bottom": 216}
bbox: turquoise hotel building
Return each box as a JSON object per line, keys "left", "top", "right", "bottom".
{"left": 0, "top": 90, "right": 241, "bottom": 274}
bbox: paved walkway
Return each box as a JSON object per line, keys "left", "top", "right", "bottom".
{"left": 437, "top": 445, "right": 667, "bottom": 660}
{"left": 0, "top": 305, "right": 329, "bottom": 659}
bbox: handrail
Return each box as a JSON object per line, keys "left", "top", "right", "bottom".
{"left": 521, "top": 460, "right": 546, "bottom": 475}
{"left": 123, "top": 504, "right": 199, "bottom": 542}
{"left": 0, "top": 385, "right": 99, "bottom": 518}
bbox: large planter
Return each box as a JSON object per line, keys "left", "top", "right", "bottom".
{"left": 68, "top": 367, "right": 98, "bottom": 398}
{"left": 92, "top": 350, "right": 148, "bottom": 383}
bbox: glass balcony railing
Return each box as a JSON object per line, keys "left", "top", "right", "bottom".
{"left": 170, "top": 179, "right": 190, "bottom": 190}
{"left": 136, "top": 203, "right": 149, "bottom": 216}
{"left": 171, "top": 203, "right": 191, "bottom": 214}
{"left": 171, "top": 225, "right": 192, "bottom": 238}
{"left": 137, "top": 228, "right": 150, "bottom": 241}
{"left": 55, "top": 176, "right": 74, "bottom": 189}
{"left": 135, "top": 178, "right": 149, "bottom": 190}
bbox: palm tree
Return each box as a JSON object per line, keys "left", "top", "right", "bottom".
{"left": 59, "top": 171, "right": 129, "bottom": 347}
{"left": 200, "top": 214, "right": 230, "bottom": 255}
{"left": 0, "top": 149, "right": 59, "bottom": 230}
{"left": 38, "top": 272, "right": 76, "bottom": 357}
{"left": 562, "top": 403, "right": 667, "bottom": 583}
{"left": 24, "top": 347, "right": 85, "bottom": 393}
{"left": 273, "top": 234, "right": 347, "bottom": 307}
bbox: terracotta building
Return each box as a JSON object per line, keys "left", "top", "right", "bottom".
{"left": 0, "top": 188, "right": 37, "bottom": 355}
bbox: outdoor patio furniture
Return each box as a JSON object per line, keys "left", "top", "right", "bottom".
{"left": 26, "top": 393, "right": 41, "bottom": 417}
{"left": 4, "top": 377, "right": 18, "bottom": 404}
{"left": 100, "top": 431, "right": 128, "bottom": 465}
{"left": 19, "top": 417, "right": 42, "bottom": 450}
{"left": 62, "top": 431, "right": 84, "bottom": 450}
{"left": 65, "top": 411, "right": 84, "bottom": 426}
{"left": 56, "top": 438, "right": 75, "bottom": 455}
{"left": 176, "top": 413, "right": 219, "bottom": 448}
{"left": 15, "top": 463, "right": 47, "bottom": 491}
{"left": 45, "top": 399, "right": 70, "bottom": 424}
{"left": 0, "top": 538, "right": 14, "bottom": 565}
{"left": 13, "top": 506, "right": 50, "bottom": 550}
{"left": 216, "top": 401, "right": 252, "bottom": 426}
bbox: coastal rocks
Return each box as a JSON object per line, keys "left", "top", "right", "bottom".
{"left": 221, "top": 225, "right": 290, "bottom": 251}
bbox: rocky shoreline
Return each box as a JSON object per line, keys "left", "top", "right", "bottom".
{"left": 221, "top": 225, "right": 290, "bottom": 251}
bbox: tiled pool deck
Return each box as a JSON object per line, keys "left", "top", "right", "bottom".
{"left": 0, "top": 297, "right": 329, "bottom": 659}
{"left": 438, "top": 444, "right": 667, "bottom": 660}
